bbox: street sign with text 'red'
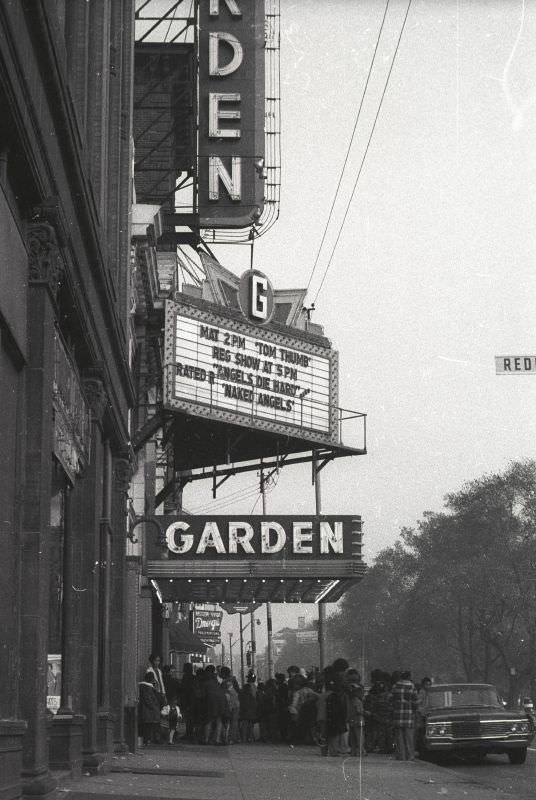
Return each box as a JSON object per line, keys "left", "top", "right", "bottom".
{"left": 495, "top": 355, "right": 536, "bottom": 374}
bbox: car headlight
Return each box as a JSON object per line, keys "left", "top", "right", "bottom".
{"left": 426, "top": 723, "right": 451, "bottom": 737}
{"left": 510, "top": 722, "right": 529, "bottom": 733}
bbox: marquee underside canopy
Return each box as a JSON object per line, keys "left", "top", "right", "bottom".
{"left": 147, "top": 559, "right": 366, "bottom": 604}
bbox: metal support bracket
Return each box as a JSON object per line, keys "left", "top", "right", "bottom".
{"left": 132, "top": 408, "right": 166, "bottom": 453}
{"left": 127, "top": 515, "right": 165, "bottom": 548}
{"left": 213, "top": 466, "right": 232, "bottom": 498}
{"left": 312, "top": 450, "right": 335, "bottom": 485}
{"left": 153, "top": 474, "right": 190, "bottom": 510}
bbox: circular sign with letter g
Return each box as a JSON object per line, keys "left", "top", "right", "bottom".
{"left": 238, "top": 269, "right": 275, "bottom": 325}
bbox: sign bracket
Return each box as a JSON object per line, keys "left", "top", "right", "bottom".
{"left": 132, "top": 408, "right": 166, "bottom": 453}
{"left": 312, "top": 450, "right": 336, "bottom": 485}
{"left": 213, "top": 466, "right": 232, "bottom": 498}
{"left": 153, "top": 473, "right": 191, "bottom": 510}
{"left": 127, "top": 515, "right": 166, "bottom": 547}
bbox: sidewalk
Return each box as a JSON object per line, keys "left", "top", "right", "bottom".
{"left": 56, "top": 742, "right": 520, "bottom": 800}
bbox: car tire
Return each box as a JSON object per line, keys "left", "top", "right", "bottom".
{"left": 508, "top": 748, "right": 527, "bottom": 765}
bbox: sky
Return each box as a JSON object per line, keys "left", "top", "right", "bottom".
{"left": 181, "top": 0, "right": 536, "bottom": 651}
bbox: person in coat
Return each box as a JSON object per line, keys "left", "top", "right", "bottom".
{"left": 146, "top": 654, "right": 166, "bottom": 699}
{"left": 275, "top": 673, "right": 290, "bottom": 742}
{"left": 317, "top": 666, "right": 348, "bottom": 756}
{"left": 391, "top": 670, "right": 419, "bottom": 760}
{"left": 220, "top": 666, "right": 240, "bottom": 744}
{"left": 288, "top": 675, "right": 319, "bottom": 744}
{"left": 179, "top": 662, "right": 196, "bottom": 741}
{"left": 346, "top": 682, "right": 365, "bottom": 757}
{"left": 138, "top": 672, "right": 163, "bottom": 745}
{"left": 202, "top": 664, "right": 227, "bottom": 744}
{"left": 257, "top": 678, "right": 279, "bottom": 742}
{"left": 239, "top": 672, "right": 258, "bottom": 743}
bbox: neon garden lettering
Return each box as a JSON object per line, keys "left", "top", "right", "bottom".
{"left": 198, "top": 0, "right": 265, "bottom": 227}
{"left": 208, "top": 0, "right": 245, "bottom": 202}
{"left": 165, "top": 520, "right": 344, "bottom": 556}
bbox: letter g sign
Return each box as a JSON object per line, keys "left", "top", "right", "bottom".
{"left": 238, "top": 269, "right": 274, "bottom": 324}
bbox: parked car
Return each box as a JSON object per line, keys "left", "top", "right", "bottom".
{"left": 416, "top": 683, "right": 535, "bottom": 764}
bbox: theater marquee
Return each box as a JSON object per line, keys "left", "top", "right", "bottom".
{"left": 163, "top": 299, "right": 339, "bottom": 444}
{"left": 161, "top": 516, "right": 356, "bottom": 558}
{"left": 144, "top": 515, "right": 365, "bottom": 604}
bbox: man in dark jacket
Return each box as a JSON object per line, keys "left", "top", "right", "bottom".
{"left": 275, "top": 673, "right": 289, "bottom": 742}
{"left": 179, "top": 662, "right": 196, "bottom": 741}
{"left": 202, "top": 664, "right": 227, "bottom": 744}
{"left": 239, "top": 672, "right": 258, "bottom": 743}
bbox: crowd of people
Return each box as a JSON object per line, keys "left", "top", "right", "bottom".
{"left": 138, "top": 654, "right": 429, "bottom": 760}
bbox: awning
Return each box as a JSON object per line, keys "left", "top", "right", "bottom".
{"left": 169, "top": 621, "right": 209, "bottom": 654}
{"left": 151, "top": 573, "right": 365, "bottom": 605}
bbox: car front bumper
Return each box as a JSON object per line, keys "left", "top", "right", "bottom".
{"left": 424, "top": 736, "right": 530, "bottom": 753}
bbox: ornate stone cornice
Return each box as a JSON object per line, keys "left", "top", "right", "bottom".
{"left": 113, "top": 445, "right": 137, "bottom": 493}
{"left": 27, "top": 220, "right": 63, "bottom": 301}
{"left": 82, "top": 366, "right": 108, "bottom": 424}
{"left": 113, "top": 458, "right": 131, "bottom": 493}
{"left": 26, "top": 198, "right": 69, "bottom": 302}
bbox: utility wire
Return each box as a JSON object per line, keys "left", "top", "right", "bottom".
{"left": 306, "top": 0, "right": 391, "bottom": 294}
{"left": 190, "top": 483, "right": 274, "bottom": 515}
{"left": 187, "top": 486, "right": 259, "bottom": 515}
{"left": 163, "top": 1, "right": 178, "bottom": 42}
{"left": 191, "top": 480, "right": 260, "bottom": 508}
{"left": 313, "top": 0, "right": 412, "bottom": 305}
{"left": 250, "top": 493, "right": 262, "bottom": 514}
{"left": 186, "top": 464, "right": 280, "bottom": 515}
{"left": 186, "top": 478, "right": 276, "bottom": 516}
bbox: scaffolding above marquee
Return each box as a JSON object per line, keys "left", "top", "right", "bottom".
{"left": 134, "top": 0, "right": 281, "bottom": 245}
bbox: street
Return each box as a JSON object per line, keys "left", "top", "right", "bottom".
{"left": 415, "top": 747, "right": 536, "bottom": 800}
{"left": 57, "top": 743, "right": 536, "bottom": 800}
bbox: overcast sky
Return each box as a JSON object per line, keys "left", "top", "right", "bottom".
{"left": 183, "top": 0, "right": 536, "bottom": 651}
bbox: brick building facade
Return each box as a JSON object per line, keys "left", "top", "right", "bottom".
{"left": 0, "top": 2, "right": 135, "bottom": 797}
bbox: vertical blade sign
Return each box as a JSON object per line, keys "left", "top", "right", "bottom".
{"left": 198, "top": 0, "right": 265, "bottom": 229}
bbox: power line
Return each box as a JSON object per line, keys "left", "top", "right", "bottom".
{"left": 306, "top": 0, "right": 391, "bottom": 294}
{"left": 313, "top": 0, "right": 412, "bottom": 305}
{"left": 187, "top": 484, "right": 259, "bottom": 515}
{"left": 186, "top": 478, "right": 276, "bottom": 516}
{"left": 250, "top": 493, "right": 262, "bottom": 514}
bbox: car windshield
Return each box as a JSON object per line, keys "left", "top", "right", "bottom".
{"left": 424, "top": 686, "right": 502, "bottom": 710}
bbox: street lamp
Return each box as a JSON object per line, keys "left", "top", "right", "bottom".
{"left": 239, "top": 612, "right": 261, "bottom": 684}
{"left": 250, "top": 610, "right": 256, "bottom": 673}
{"left": 245, "top": 641, "right": 252, "bottom": 670}
{"left": 239, "top": 613, "right": 248, "bottom": 685}
{"left": 228, "top": 632, "right": 236, "bottom": 674}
